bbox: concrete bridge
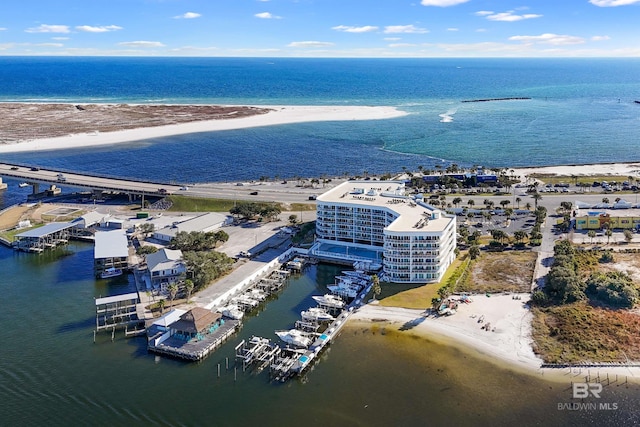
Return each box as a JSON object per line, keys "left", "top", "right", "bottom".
{"left": 0, "top": 162, "right": 183, "bottom": 199}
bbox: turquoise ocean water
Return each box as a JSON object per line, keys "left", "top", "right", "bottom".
{"left": 2, "top": 57, "right": 640, "bottom": 426}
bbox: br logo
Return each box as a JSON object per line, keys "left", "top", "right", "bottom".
{"left": 572, "top": 383, "right": 602, "bottom": 399}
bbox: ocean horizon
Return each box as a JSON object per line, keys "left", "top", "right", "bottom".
{"left": 2, "top": 57, "right": 640, "bottom": 426}
{"left": 1, "top": 57, "right": 640, "bottom": 183}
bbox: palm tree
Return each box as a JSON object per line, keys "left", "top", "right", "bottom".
{"left": 515, "top": 197, "right": 521, "bottom": 209}
{"left": 168, "top": 283, "right": 178, "bottom": 308}
{"left": 605, "top": 229, "right": 613, "bottom": 244}
{"left": 602, "top": 197, "right": 610, "bottom": 204}
{"left": 158, "top": 298, "right": 166, "bottom": 314}
{"left": 452, "top": 197, "right": 462, "bottom": 208}
{"left": 467, "top": 199, "right": 475, "bottom": 209}
{"left": 500, "top": 200, "right": 510, "bottom": 209}
{"left": 469, "top": 245, "right": 480, "bottom": 260}
{"left": 588, "top": 230, "right": 596, "bottom": 244}
{"left": 371, "top": 275, "right": 381, "bottom": 301}
{"left": 532, "top": 192, "right": 542, "bottom": 210}
{"left": 524, "top": 202, "right": 532, "bottom": 211}
{"left": 184, "top": 279, "right": 194, "bottom": 303}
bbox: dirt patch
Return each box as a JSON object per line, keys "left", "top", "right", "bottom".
{"left": 0, "top": 205, "right": 32, "bottom": 229}
{"left": 0, "top": 103, "right": 271, "bottom": 144}
{"left": 467, "top": 251, "right": 537, "bottom": 293}
{"left": 597, "top": 253, "right": 640, "bottom": 282}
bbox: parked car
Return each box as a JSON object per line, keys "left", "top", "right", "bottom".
{"left": 10, "top": 166, "right": 18, "bottom": 170}
{"left": 308, "top": 195, "right": 317, "bottom": 200}
{"left": 250, "top": 191, "right": 258, "bottom": 195}
{"left": 30, "top": 167, "right": 40, "bottom": 171}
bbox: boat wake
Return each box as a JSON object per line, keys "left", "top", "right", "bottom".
{"left": 439, "top": 108, "right": 457, "bottom": 123}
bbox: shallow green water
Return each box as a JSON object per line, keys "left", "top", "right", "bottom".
{"left": 1, "top": 243, "right": 638, "bottom": 426}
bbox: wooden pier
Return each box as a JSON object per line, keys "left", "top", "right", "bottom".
{"left": 148, "top": 319, "right": 240, "bottom": 361}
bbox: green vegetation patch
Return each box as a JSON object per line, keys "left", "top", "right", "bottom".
{"left": 531, "top": 303, "right": 640, "bottom": 364}
{"left": 0, "top": 223, "right": 45, "bottom": 242}
{"left": 167, "top": 195, "right": 238, "bottom": 212}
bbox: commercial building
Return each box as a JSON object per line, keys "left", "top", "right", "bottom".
{"left": 311, "top": 181, "right": 457, "bottom": 283}
{"left": 153, "top": 212, "right": 231, "bottom": 243}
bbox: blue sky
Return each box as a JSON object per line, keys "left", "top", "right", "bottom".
{"left": 1, "top": 0, "right": 640, "bottom": 57}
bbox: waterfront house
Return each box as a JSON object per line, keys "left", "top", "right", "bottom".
{"left": 170, "top": 307, "right": 224, "bottom": 341}
{"left": 145, "top": 248, "right": 186, "bottom": 290}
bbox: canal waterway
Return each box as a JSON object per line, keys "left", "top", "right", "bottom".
{"left": 1, "top": 239, "right": 639, "bottom": 426}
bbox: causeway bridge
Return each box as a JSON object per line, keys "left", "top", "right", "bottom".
{"left": 0, "top": 162, "right": 183, "bottom": 198}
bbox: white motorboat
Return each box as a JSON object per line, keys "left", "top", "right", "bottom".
{"left": 342, "top": 270, "right": 371, "bottom": 281}
{"left": 220, "top": 305, "right": 244, "bottom": 320}
{"left": 100, "top": 267, "right": 123, "bottom": 279}
{"left": 327, "top": 284, "right": 358, "bottom": 298}
{"left": 275, "top": 329, "right": 312, "bottom": 348}
{"left": 312, "top": 294, "right": 344, "bottom": 309}
{"left": 301, "top": 307, "right": 335, "bottom": 323}
{"left": 246, "top": 288, "right": 267, "bottom": 301}
{"left": 18, "top": 182, "right": 29, "bottom": 188}
{"left": 232, "top": 295, "right": 259, "bottom": 309}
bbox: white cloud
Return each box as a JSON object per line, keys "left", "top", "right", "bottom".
{"left": 288, "top": 41, "right": 335, "bottom": 48}
{"left": 76, "top": 25, "right": 122, "bottom": 33}
{"left": 591, "top": 35, "right": 611, "bottom": 41}
{"left": 447, "top": 28, "right": 459, "bottom": 31}
{"left": 52, "top": 37, "right": 69, "bottom": 40}
{"left": 118, "top": 41, "right": 165, "bottom": 48}
{"left": 25, "top": 24, "right": 70, "bottom": 33}
{"left": 389, "top": 43, "right": 417, "bottom": 48}
{"left": 421, "top": 0, "right": 470, "bottom": 6}
{"left": 174, "top": 12, "right": 201, "bottom": 19}
{"left": 475, "top": 11, "right": 494, "bottom": 16}
{"left": 37, "top": 43, "right": 63, "bottom": 47}
{"left": 590, "top": 0, "right": 640, "bottom": 6}
{"left": 509, "top": 33, "right": 585, "bottom": 45}
{"left": 384, "top": 37, "right": 402, "bottom": 41}
{"left": 255, "top": 12, "right": 282, "bottom": 19}
{"left": 0, "top": 28, "right": 6, "bottom": 31}
{"left": 384, "top": 25, "right": 428, "bottom": 34}
{"left": 332, "top": 25, "right": 378, "bottom": 33}
{"left": 483, "top": 11, "right": 543, "bottom": 21}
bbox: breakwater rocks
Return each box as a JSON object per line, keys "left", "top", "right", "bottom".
{"left": 462, "top": 97, "right": 532, "bottom": 103}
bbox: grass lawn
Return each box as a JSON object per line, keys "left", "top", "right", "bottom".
{"left": 167, "top": 195, "right": 239, "bottom": 212}
{"left": 530, "top": 173, "right": 634, "bottom": 186}
{"left": 0, "top": 223, "right": 45, "bottom": 242}
{"left": 463, "top": 251, "right": 536, "bottom": 293}
{"left": 379, "top": 255, "right": 467, "bottom": 309}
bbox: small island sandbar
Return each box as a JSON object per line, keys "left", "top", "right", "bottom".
{"left": 0, "top": 103, "right": 408, "bottom": 153}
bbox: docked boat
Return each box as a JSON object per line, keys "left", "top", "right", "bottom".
{"left": 275, "top": 329, "right": 312, "bottom": 348}
{"left": 232, "top": 295, "right": 259, "bottom": 310}
{"left": 246, "top": 288, "right": 267, "bottom": 301}
{"left": 301, "top": 307, "right": 335, "bottom": 323}
{"left": 342, "top": 270, "right": 371, "bottom": 281}
{"left": 220, "top": 305, "right": 244, "bottom": 320}
{"left": 312, "top": 294, "right": 344, "bottom": 309}
{"left": 18, "top": 182, "right": 29, "bottom": 188}
{"left": 100, "top": 267, "right": 123, "bottom": 279}
{"left": 327, "top": 284, "right": 359, "bottom": 299}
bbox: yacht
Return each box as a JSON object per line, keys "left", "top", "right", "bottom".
{"left": 220, "top": 305, "right": 244, "bottom": 320}
{"left": 301, "top": 307, "right": 335, "bottom": 323}
{"left": 275, "top": 329, "right": 312, "bottom": 348}
{"left": 312, "top": 294, "right": 344, "bottom": 309}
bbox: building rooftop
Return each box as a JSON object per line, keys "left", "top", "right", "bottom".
{"left": 317, "top": 180, "right": 454, "bottom": 233}
{"left": 94, "top": 229, "right": 129, "bottom": 259}
{"left": 146, "top": 248, "right": 184, "bottom": 273}
{"left": 15, "top": 222, "right": 75, "bottom": 238}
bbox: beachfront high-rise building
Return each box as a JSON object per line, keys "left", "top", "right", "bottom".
{"left": 310, "top": 181, "right": 457, "bottom": 283}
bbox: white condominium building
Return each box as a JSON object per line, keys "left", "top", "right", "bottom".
{"left": 311, "top": 181, "right": 457, "bottom": 283}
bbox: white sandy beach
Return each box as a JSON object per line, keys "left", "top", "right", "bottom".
{"left": 512, "top": 163, "right": 640, "bottom": 182}
{"left": 0, "top": 105, "right": 407, "bottom": 153}
{"left": 350, "top": 295, "right": 640, "bottom": 383}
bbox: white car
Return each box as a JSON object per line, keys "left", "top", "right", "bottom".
{"left": 179, "top": 186, "right": 189, "bottom": 191}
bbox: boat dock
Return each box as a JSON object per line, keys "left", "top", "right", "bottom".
{"left": 148, "top": 318, "right": 241, "bottom": 362}
{"left": 232, "top": 270, "right": 373, "bottom": 382}
{"left": 95, "top": 292, "right": 145, "bottom": 339}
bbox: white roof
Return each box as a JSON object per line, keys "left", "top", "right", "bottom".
{"left": 95, "top": 292, "right": 138, "bottom": 306}
{"left": 146, "top": 248, "right": 184, "bottom": 272}
{"left": 73, "top": 211, "right": 105, "bottom": 228}
{"left": 16, "top": 222, "right": 74, "bottom": 238}
{"left": 94, "top": 230, "right": 129, "bottom": 259}
{"left": 173, "top": 212, "right": 228, "bottom": 233}
{"left": 152, "top": 308, "right": 187, "bottom": 327}
{"left": 317, "top": 180, "right": 454, "bottom": 233}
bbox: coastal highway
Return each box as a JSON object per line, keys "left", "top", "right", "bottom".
{"left": 0, "top": 163, "right": 183, "bottom": 196}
